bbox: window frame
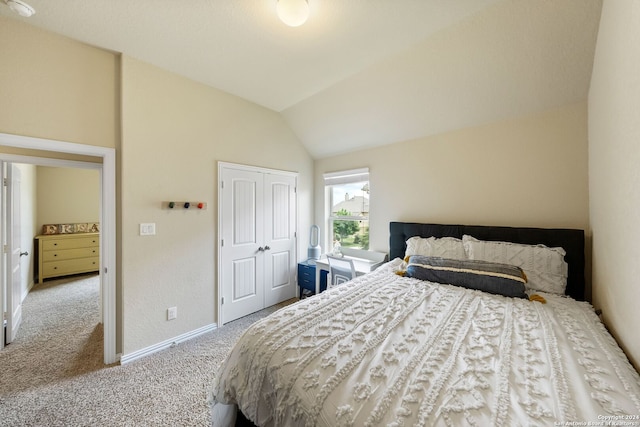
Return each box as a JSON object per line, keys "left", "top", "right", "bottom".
{"left": 323, "top": 168, "right": 370, "bottom": 252}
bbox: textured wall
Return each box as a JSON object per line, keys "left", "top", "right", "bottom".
{"left": 588, "top": 0, "right": 640, "bottom": 369}
{"left": 0, "top": 16, "right": 118, "bottom": 148}
{"left": 36, "top": 166, "right": 100, "bottom": 232}
{"left": 315, "top": 101, "right": 589, "bottom": 270}
{"left": 120, "top": 56, "right": 313, "bottom": 355}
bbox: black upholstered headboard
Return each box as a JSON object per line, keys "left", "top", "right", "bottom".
{"left": 389, "top": 222, "right": 586, "bottom": 301}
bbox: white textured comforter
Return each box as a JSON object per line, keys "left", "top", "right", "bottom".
{"left": 211, "top": 259, "right": 640, "bottom": 426}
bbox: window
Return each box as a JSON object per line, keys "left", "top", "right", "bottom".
{"left": 324, "top": 168, "right": 370, "bottom": 252}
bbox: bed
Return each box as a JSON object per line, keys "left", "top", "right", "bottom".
{"left": 210, "top": 222, "right": 640, "bottom": 426}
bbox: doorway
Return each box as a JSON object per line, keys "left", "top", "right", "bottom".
{"left": 0, "top": 133, "right": 116, "bottom": 364}
{"left": 2, "top": 163, "right": 100, "bottom": 349}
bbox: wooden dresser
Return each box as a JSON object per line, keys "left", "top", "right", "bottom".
{"left": 35, "top": 233, "right": 99, "bottom": 284}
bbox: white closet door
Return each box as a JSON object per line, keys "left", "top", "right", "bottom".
{"left": 263, "top": 173, "right": 297, "bottom": 307}
{"left": 220, "top": 168, "right": 265, "bottom": 324}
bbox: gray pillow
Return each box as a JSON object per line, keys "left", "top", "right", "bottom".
{"left": 405, "top": 255, "right": 528, "bottom": 299}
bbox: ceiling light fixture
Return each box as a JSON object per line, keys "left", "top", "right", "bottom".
{"left": 4, "top": 0, "right": 35, "bottom": 17}
{"left": 276, "top": 0, "right": 309, "bottom": 27}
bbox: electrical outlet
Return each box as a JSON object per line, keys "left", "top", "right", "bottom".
{"left": 167, "top": 306, "right": 177, "bottom": 321}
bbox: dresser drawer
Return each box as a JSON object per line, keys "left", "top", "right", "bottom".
{"left": 36, "top": 232, "right": 100, "bottom": 283}
{"left": 298, "top": 263, "right": 313, "bottom": 274}
{"left": 42, "top": 257, "right": 99, "bottom": 276}
{"left": 297, "top": 264, "right": 313, "bottom": 283}
{"left": 298, "top": 269, "right": 313, "bottom": 284}
{"left": 43, "top": 236, "right": 98, "bottom": 251}
{"left": 42, "top": 246, "right": 99, "bottom": 262}
{"left": 299, "top": 278, "right": 315, "bottom": 291}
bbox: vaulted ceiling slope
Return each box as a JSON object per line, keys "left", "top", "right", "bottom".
{"left": 0, "top": 0, "right": 602, "bottom": 158}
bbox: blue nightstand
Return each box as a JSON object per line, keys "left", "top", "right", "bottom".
{"left": 297, "top": 259, "right": 327, "bottom": 298}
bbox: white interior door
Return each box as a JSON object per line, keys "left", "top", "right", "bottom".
{"left": 263, "top": 173, "right": 296, "bottom": 307}
{"left": 220, "top": 167, "right": 265, "bottom": 324}
{"left": 5, "top": 164, "right": 22, "bottom": 343}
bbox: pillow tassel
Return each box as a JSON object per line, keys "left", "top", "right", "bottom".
{"left": 529, "top": 294, "right": 546, "bottom": 304}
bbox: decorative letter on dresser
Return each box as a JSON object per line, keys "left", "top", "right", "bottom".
{"left": 35, "top": 232, "right": 99, "bottom": 284}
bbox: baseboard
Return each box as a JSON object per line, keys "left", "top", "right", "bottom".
{"left": 120, "top": 323, "right": 218, "bottom": 365}
{"left": 22, "top": 280, "right": 35, "bottom": 302}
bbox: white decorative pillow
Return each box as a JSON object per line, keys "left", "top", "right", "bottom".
{"left": 405, "top": 236, "right": 466, "bottom": 260}
{"left": 462, "top": 235, "right": 568, "bottom": 295}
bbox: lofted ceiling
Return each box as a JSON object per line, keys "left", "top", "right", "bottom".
{"left": 0, "top": 0, "right": 602, "bottom": 158}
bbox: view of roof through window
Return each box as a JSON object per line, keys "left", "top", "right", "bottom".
{"left": 329, "top": 181, "right": 369, "bottom": 250}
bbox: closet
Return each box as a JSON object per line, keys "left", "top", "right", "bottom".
{"left": 218, "top": 163, "right": 297, "bottom": 324}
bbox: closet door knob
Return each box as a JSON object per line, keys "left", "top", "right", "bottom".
{"left": 258, "top": 247, "right": 264, "bottom": 252}
{"left": 264, "top": 246, "right": 271, "bottom": 251}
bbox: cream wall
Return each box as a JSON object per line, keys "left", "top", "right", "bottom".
{"left": 0, "top": 18, "right": 119, "bottom": 347}
{"left": 315, "top": 101, "right": 589, "bottom": 271}
{"left": 36, "top": 166, "right": 100, "bottom": 232}
{"left": 0, "top": 17, "right": 314, "bottom": 358}
{"left": 588, "top": 0, "right": 640, "bottom": 369}
{"left": 120, "top": 57, "right": 313, "bottom": 354}
{"left": 0, "top": 16, "right": 118, "bottom": 149}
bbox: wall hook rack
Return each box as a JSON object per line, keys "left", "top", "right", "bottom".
{"left": 163, "top": 201, "right": 207, "bottom": 210}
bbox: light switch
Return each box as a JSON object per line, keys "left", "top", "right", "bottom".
{"left": 139, "top": 223, "right": 156, "bottom": 236}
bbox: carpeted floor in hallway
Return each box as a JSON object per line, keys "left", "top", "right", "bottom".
{"left": 0, "top": 274, "right": 293, "bottom": 426}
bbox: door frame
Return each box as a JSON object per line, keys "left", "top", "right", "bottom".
{"left": 217, "top": 161, "right": 298, "bottom": 326}
{"left": 0, "top": 132, "right": 116, "bottom": 364}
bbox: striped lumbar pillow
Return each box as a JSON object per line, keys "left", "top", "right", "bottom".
{"left": 405, "top": 255, "right": 528, "bottom": 298}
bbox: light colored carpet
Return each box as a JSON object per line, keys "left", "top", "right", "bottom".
{"left": 0, "top": 274, "right": 294, "bottom": 426}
